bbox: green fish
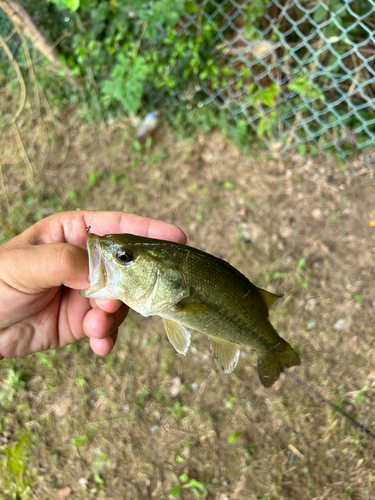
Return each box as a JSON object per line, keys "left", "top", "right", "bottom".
{"left": 80, "top": 233, "right": 300, "bottom": 387}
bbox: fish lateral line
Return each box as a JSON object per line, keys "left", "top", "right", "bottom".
{"left": 284, "top": 369, "right": 375, "bottom": 440}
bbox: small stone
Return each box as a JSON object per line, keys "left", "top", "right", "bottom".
{"left": 269, "top": 141, "right": 283, "bottom": 152}
{"left": 333, "top": 319, "right": 346, "bottom": 331}
{"left": 170, "top": 377, "right": 182, "bottom": 397}
{"left": 190, "top": 383, "right": 198, "bottom": 391}
{"left": 57, "top": 487, "right": 71, "bottom": 499}
{"left": 78, "top": 478, "right": 88, "bottom": 488}
{"left": 312, "top": 208, "right": 322, "bottom": 220}
{"left": 307, "top": 320, "right": 316, "bottom": 330}
{"left": 218, "top": 495, "right": 229, "bottom": 500}
{"left": 202, "top": 151, "right": 214, "bottom": 163}
{"left": 54, "top": 399, "right": 71, "bottom": 417}
{"left": 305, "top": 298, "right": 317, "bottom": 312}
{"left": 279, "top": 226, "right": 293, "bottom": 238}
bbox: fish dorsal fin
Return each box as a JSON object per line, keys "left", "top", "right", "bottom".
{"left": 257, "top": 287, "right": 283, "bottom": 311}
{"left": 210, "top": 338, "right": 240, "bottom": 374}
{"left": 163, "top": 319, "right": 191, "bottom": 355}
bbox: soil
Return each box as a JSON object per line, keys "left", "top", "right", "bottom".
{"left": 0, "top": 111, "right": 375, "bottom": 500}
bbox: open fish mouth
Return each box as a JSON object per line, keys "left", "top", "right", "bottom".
{"left": 79, "top": 234, "right": 107, "bottom": 297}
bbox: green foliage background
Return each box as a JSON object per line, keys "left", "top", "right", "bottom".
{"left": 6, "top": 0, "right": 375, "bottom": 160}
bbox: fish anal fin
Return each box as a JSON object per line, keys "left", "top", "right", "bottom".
{"left": 210, "top": 338, "right": 240, "bottom": 374}
{"left": 257, "top": 287, "right": 283, "bottom": 311}
{"left": 257, "top": 340, "right": 300, "bottom": 388}
{"left": 163, "top": 319, "right": 191, "bottom": 355}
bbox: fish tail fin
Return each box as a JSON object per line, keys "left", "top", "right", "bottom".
{"left": 257, "top": 340, "right": 300, "bottom": 388}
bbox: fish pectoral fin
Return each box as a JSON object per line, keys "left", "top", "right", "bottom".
{"left": 170, "top": 302, "right": 209, "bottom": 313}
{"left": 257, "top": 340, "right": 301, "bottom": 388}
{"left": 256, "top": 287, "right": 283, "bottom": 312}
{"left": 163, "top": 319, "right": 191, "bottom": 355}
{"left": 210, "top": 338, "right": 240, "bottom": 374}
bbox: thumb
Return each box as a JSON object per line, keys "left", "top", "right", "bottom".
{"left": 1, "top": 243, "right": 90, "bottom": 293}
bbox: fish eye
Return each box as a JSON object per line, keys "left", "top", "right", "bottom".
{"left": 115, "top": 249, "right": 133, "bottom": 264}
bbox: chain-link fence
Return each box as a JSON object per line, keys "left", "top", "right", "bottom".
{"left": 166, "top": 0, "right": 375, "bottom": 171}
{"left": 1, "top": 1, "right": 374, "bottom": 171}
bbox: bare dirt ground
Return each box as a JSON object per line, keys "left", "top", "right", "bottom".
{"left": 0, "top": 113, "right": 375, "bottom": 500}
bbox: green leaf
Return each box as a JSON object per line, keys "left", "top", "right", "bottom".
{"left": 182, "top": 478, "right": 207, "bottom": 492}
{"left": 185, "top": 1, "right": 199, "bottom": 14}
{"left": 297, "top": 258, "right": 306, "bottom": 270}
{"left": 71, "top": 435, "right": 88, "bottom": 445}
{"left": 168, "top": 486, "right": 181, "bottom": 496}
{"left": 313, "top": 5, "right": 327, "bottom": 23}
{"left": 228, "top": 431, "right": 242, "bottom": 444}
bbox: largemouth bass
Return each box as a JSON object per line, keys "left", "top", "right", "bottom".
{"left": 80, "top": 233, "right": 300, "bottom": 387}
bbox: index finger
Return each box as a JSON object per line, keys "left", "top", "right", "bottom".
{"left": 19, "top": 211, "right": 187, "bottom": 247}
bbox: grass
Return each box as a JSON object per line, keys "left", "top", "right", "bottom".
{"left": 0, "top": 110, "right": 375, "bottom": 498}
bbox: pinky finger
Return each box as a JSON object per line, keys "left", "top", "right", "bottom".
{"left": 90, "top": 330, "right": 118, "bottom": 356}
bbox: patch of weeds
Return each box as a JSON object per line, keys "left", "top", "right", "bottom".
{"left": 168, "top": 402, "right": 188, "bottom": 420}
{"left": 76, "top": 377, "right": 87, "bottom": 388}
{"left": 37, "top": 352, "right": 58, "bottom": 373}
{"left": 225, "top": 396, "right": 236, "bottom": 410}
{"left": 92, "top": 451, "right": 111, "bottom": 473}
{"left": 266, "top": 258, "right": 309, "bottom": 290}
{"left": 0, "top": 430, "right": 37, "bottom": 499}
{"left": 295, "top": 258, "right": 309, "bottom": 289}
{"left": 136, "top": 385, "right": 150, "bottom": 407}
{"left": 352, "top": 385, "right": 368, "bottom": 405}
{"left": 82, "top": 170, "right": 104, "bottom": 195}
{"left": 228, "top": 431, "right": 242, "bottom": 444}
{"left": 331, "top": 210, "right": 344, "bottom": 224}
{"left": 0, "top": 368, "right": 26, "bottom": 404}
{"left": 168, "top": 473, "right": 208, "bottom": 498}
{"left": 244, "top": 442, "right": 258, "bottom": 461}
{"left": 108, "top": 171, "right": 128, "bottom": 185}
{"left": 155, "top": 388, "right": 167, "bottom": 404}
{"left": 149, "top": 149, "right": 169, "bottom": 164}
{"left": 90, "top": 473, "right": 105, "bottom": 495}
{"left": 71, "top": 434, "right": 88, "bottom": 446}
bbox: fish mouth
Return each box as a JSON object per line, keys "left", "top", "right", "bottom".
{"left": 79, "top": 234, "right": 107, "bottom": 297}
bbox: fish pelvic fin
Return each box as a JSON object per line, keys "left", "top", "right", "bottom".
{"left": 257, "top": 340, "right": 300, "bottom": 388}
{"left": 163, "top": 319, "right": 191, "bottom": 355}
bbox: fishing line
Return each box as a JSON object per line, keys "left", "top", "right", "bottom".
{"left": 86, "top": 211, "right": 96, "bottom": 235}
{"left": 284, "top": 369, "right": 375, "bottom": 439}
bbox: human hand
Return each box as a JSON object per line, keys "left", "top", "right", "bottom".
{"left": 0, "top": 211, "right": 186, "bottom": 359}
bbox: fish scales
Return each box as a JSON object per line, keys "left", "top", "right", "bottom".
{"left": 80, "top": 233, "right": 300, "bottom": 387}
{"left": 160, "top": 245, "right": 276, "bottom": 350}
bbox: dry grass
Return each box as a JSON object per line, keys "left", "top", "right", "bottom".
{"left": 0, "top": 112, "right": 375, "bottom": 499}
